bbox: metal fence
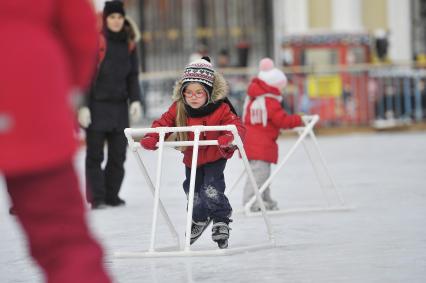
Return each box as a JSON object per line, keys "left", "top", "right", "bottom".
{"left": 137, "top": 0, "right": 273, "bottom": 72}
{"left": 138, "top": 64, "right": 426, "bottom": 128}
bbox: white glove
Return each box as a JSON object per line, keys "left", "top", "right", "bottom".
{"left": 129, "top": 101, "right": 142, "bottom": 123}
{"left": 78, "top": 107, "right": 91, "bottom": 128}
{"left": 69, "top": 88, "right": 84, "bottom": 111}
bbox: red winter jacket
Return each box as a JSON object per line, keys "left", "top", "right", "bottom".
{"left": 243, "top": 78, "right": 302, "bottom": 164}
{"left": 0, "top": 0, "right": 98, "bottom": 176}
{"left": 148, "top": 101, "right": 245, "bottom": 168}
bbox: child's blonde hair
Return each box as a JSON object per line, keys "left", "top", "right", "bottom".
{"left": 175, "top": 100, "right": 188, "bottom": 144}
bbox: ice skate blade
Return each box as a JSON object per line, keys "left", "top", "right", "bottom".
{"left": 190, "top": 219, "right": 212, "bottom": 245}
{"left": 216, "top": 240, "right": 228, "bottom": 249}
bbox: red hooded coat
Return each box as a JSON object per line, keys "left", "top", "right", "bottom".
{"left": 150, "top": 102, "right": 244, "bottom": 168}
{"left": 0, "top": 0, "right": 98, "bottom": 176}
{"left": 243, "top": 78, "right": 302, "bottom": 164}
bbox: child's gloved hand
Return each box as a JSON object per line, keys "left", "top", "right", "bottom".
{"left": 293, "top": 114, "right": 303, "bottom": 127}
{"left": 217, "top": 134, "right": 234, "bottom": 148}
{"left": 140, "top": 135, "right": 158, "bottom": 150}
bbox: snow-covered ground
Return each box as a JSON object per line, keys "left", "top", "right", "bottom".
{"left": 1, "top": 131, "right": 426, "bottom": 283}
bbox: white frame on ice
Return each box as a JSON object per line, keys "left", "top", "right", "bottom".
{"left": 117, "top": 125, "right": 275, "bottom": 258}
{"left": 228, "top": 115, "right": 350, "bottom": 216}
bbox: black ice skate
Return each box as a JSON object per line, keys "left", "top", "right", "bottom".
{"left": 212, "top": 222, "right": 230, "bottom": 249}
{"left": 190, "top": 218, "right": 212, "bottom": 245}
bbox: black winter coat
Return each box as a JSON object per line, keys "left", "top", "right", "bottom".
{"left": 88, "top": 29, "right": 141, "bottom": 131}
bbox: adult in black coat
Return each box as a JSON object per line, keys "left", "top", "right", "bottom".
{"left": 78, "top": 1, "right": 142, "bottom": 209}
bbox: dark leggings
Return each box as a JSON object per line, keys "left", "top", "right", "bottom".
{"left": 183, "top": 159, "right": 232, "bottom": 223}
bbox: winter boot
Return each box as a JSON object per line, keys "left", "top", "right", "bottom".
{"left": 105, "top": 197, "right": 126, "bottom": 207}
{"left": 249, "top": 199, "right": 279, "bottom": 212}
{"left": 190, "top": 218, "right": 212, "bottom": 245}
{"left": 249, "top": 203, "right": 261, "bottom": 212}
{"left": 91, "top": 201, "right": 107, "bottom": 210}
{"left": 212, "top": 222, "right": 230, "bottom": 249}
{"left": 264, "top": 200, "right": 279, "bottom": 211}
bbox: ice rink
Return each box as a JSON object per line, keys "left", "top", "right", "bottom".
{"left": 1, "top": 131, "right": 425, "bottom": 282}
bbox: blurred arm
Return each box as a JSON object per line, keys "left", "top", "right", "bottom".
{"left": 269, "top": 100, "right": 302, "bottom": 129}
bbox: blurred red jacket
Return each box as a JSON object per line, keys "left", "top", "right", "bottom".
{"left": 0, "top": 0, "right": 98, "bottom": 176}
{"left": 243, "top": 78, "right": 302, "bottom": 164}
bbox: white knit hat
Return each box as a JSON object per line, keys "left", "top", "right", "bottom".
{"left": 181, "top": 57, "right": 215, "bottom": 87}
{"left": 257, "top": 58, "right": 287, "bottom": 89}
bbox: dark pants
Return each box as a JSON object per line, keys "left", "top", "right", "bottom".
{"left": 183, "top": 159, "right": 232, "bottom": 224}
{"left": 85, "top": 129, "right": 127, "bottom": 204}
{"left": 6, "top": 162, "right": 111, "bottom": 283}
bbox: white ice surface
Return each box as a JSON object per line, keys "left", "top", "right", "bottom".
{"left": 1, "top": 131, "right": 426, "bottom": 282}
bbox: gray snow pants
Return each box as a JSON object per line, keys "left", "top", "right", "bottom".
{"left": 243, "top": 160, "right": 277, "bottom": 209}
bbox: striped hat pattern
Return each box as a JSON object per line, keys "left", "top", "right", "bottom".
{"left": 181, "top": 58, "right": 215, "bottom": 87}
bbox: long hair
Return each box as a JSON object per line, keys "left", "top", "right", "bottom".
{"left": 174, "top": 100, "right": 188, "bottom": 151}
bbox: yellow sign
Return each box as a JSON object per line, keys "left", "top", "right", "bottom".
{"left": 416, "top": 53, "right": 426, "bottom": 67}
{"left": 307, "top": 75, "right": 342, "bottom": 98}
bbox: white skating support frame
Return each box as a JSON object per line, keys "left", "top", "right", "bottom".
{"left": 117, "top": 125, "right": 275, "bottom": 258}
{"left": 228, "top": 115, "right": 350, "bottom": 216}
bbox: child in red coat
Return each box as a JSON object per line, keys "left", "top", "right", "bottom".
{"left": 242, "top": 58, "right": 302, "bottom": 212}
{"left": 141, "top": 57, "right": 245, "bottom": 248}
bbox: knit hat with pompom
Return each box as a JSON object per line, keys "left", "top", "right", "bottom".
{"left": 182, "top": 56, "right": 215, "bottom": 87}
{"left": 181, "top": 56, "right": 215, "bottom": 99}
{"left": 257, "top": 58, "right": 287, "bottom": 89}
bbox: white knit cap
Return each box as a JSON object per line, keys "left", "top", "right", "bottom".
{"left": 181, "top": 57, "right": 215, "bottom": 87}
{"left": 257, "top": 58, "right": 287, "bottom": 88}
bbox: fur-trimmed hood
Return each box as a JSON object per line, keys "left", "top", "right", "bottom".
{"left": 124, "top": 16, "right": 141, "bottom": 43}
{"left": 172, "top": 71, "right": 229, "bottom": 102}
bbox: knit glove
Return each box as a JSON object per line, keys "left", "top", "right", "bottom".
{"left": 129, "top": 101, "right": 142, "bottom": 124}
{"left": 78, "top": 107, "right": 91, "bottom": 128}
{"left": 140, "top": 134, "right": 158, "bottom": 150}
{"left": 217, "top": 133, "right": 234, "bottom": 148}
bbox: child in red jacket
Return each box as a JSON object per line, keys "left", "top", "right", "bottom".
{"left": 141, "top": 57, "right": 245, "bottom": 248}
{"left": 242, "top": 58, "right": 302, "bottom": 212}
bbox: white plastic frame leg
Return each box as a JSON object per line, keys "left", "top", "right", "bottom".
{"left": 127, "top": 132, "right": 181, "bottom": 251}
{"left": 116, "top": 125, "right": 275, "bottom": 258}
{"left": 240, "top": 115, "right": 351, "bottom": 216}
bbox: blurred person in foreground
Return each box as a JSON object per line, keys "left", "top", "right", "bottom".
{"left": 78, "top": 0, "right": 142, "bottom": 209}
{"left": 242, "top": 58, "right": 303, "bottom": 212}
{"left": 0, "top": 0, "right": 112, "bottom": 282}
